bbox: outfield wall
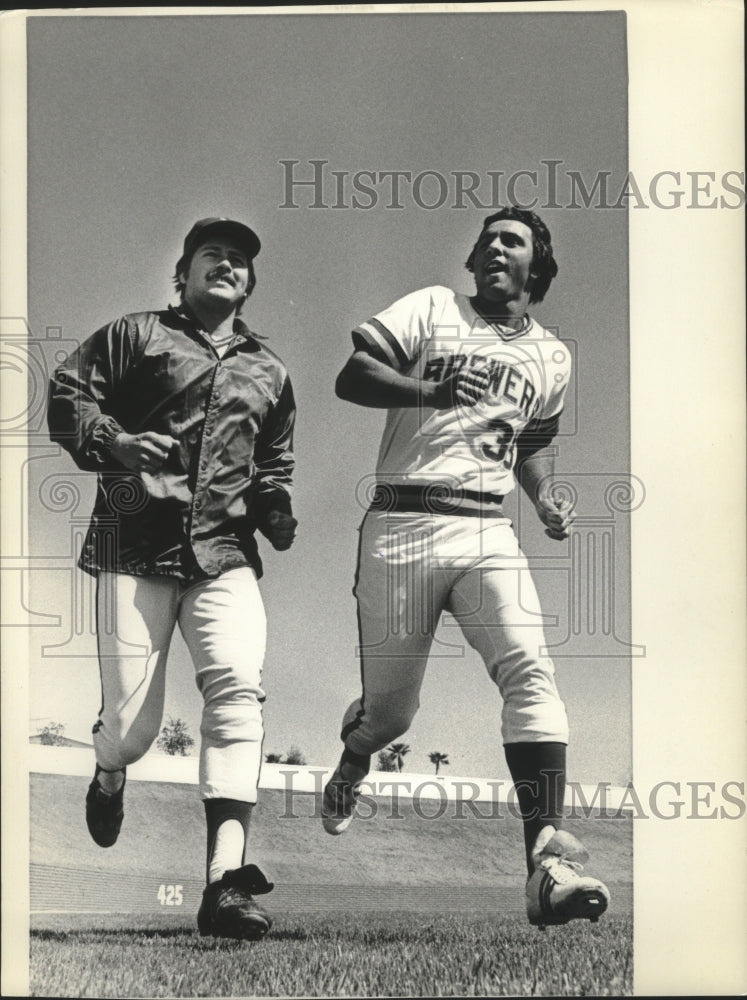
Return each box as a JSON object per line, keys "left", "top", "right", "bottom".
{"left": 30, "top": 863, "right": 543, "bottom": 915}
{"left": 28, "top": 745, "right": 630, "bottom": 811}
{"left": 29, "top": 760, "right": 633, "bottom": 918}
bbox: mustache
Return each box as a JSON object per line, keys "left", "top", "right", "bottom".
{"left": 206, "top": 266, "right": 234, "bottom": 283}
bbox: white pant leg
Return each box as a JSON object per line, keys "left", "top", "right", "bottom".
{"left": 342, "top": 513, "right": 450, "bottom": 755}
{"left": 446, "top": 524, "right": 569, "bottom": 745}
{"left": 94, "top": 572, "right": 180, "bottom": 770}
{"left": 178, "top": 567, "right": 267, "bottom": 803}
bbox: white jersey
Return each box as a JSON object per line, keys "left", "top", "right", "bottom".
{"left": 354, "top": 285, "right": 571, "bottom": 505}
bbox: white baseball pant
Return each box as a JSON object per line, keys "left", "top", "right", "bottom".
{"left": 93, "top": 567, "right": 267, "bottom": 802}
{"left": 341, "top": 511, "right": 569, "bottom": 751}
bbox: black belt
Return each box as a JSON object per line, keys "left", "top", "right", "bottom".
{"left": 369, "top": 483, "right": 504, "bottom": 517}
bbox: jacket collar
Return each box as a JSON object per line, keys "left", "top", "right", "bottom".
{"left": 167, "top": 302, "right": 258, "bottom": 345}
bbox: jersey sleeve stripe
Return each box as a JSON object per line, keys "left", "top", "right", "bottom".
{"left": 516, "top": 413, "right": 561, "bottom": 456}
{"left": 354, "top": 318, "right": 410, "bottom": 369}
{"left": 523, "top": 413, "right": 561, "bottom": 436}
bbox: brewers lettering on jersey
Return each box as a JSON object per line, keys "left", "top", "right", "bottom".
{"left": 357, "top": 285, "right": 570, "bottom": 506}
{"left": 321, "top": 207, "right": 611, "bottom": 929}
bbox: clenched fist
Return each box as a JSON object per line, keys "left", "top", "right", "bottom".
{"left": 262, "top": 510, "right": 298, "bottom": 551}
{"left": 111, "top": 431, "right": 179, "bottom": 473}
{"left": 535, "top": 494, "right": 576, "bottom": 540}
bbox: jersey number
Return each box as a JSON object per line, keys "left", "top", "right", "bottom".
{"left": 480, "top": 419, "right": 517, "bottom": 468}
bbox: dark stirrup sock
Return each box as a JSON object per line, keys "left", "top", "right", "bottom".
{"left": 504, "top": 741, "right": 567, "bottom": 875}
{"left": 204, "top": 798, "right": 253, "bottom": 884}
{"left": 340, "top": 747, "right": 371, "bottom": 775}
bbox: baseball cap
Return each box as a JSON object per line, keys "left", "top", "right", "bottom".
{"left": 181, "top": 217, "right": 261, "bottom": 262}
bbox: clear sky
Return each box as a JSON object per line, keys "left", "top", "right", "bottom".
{"left": 26, "top": 10, "right": 632, "bottom": 784}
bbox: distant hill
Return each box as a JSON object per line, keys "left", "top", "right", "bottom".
{"left": 30, "top": 772, "right": 632, "bottom": 917}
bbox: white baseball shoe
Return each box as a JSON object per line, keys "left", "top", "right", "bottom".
{"left": 526, "top": 826, "right": 610, "bottom": 929}
{"left": 321, "top": 766, "right": 363, "bottom": 835}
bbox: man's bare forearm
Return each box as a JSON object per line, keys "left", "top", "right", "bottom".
{"left": 517, "top": 448, "right": 557, "bottom": 504}
{"left": 517, "top": 447, "right": 576, "bottom": 539}
{"left": 335, "top": 351, "right": 444, "bottom": 409}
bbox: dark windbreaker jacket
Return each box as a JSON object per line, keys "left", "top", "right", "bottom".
{"left": 47, "top": 304, "right": 295, "bottom": 581}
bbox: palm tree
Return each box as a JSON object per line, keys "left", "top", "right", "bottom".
{"left": 428, "top": 751, "right": 450, "bottom": 776}
{"left": 387, "top": 742, "right": 411, "bottom": 773}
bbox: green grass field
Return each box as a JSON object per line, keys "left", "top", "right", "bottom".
{"left": 31, "top": 911, "right": 632, "bottom": 997}
{"left": 29, "top": 772, "right": 633, "bottom": 997}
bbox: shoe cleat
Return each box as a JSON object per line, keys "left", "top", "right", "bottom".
{"left": 526, "top": 827, "right": 610, "bottom": 928}
{"left": 321, "top": 766, "right": 363, "bottom": 836}
{"left": 85, "top": 766, "right": 126, "bottom": 848}
{"left": 197, "top": 863, "right": 274, "bottom": 941}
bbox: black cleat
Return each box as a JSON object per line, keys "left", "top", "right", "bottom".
{"left": 85, "top": 766, "right": 126, "bottom": 848}
{"left": 197, "top": 863, "right": 274, "bottom": 941}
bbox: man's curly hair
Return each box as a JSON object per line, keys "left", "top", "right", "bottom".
{"left": 465, "top": 207, "right": 558, "bottom": 304}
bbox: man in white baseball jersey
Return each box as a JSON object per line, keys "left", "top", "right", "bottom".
{"left": 321, "top": 207, "right": 610, "bottom": 928}
{"left": 48, "top": 218, "right": 296, "bottom": 940}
